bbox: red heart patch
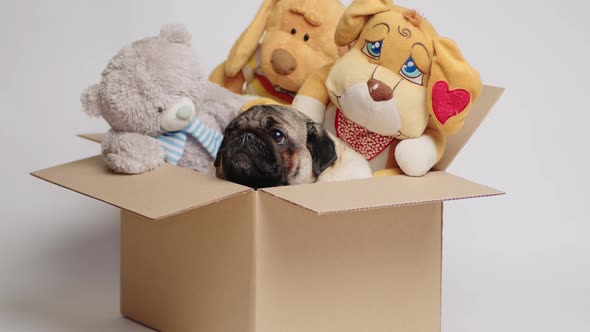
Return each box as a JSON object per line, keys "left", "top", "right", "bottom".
{"left": 431, "top": 81, "right": 471, "bottom": 125}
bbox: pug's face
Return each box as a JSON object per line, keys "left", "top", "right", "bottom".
{"left": 215, "top": 105, "right": 337, "bottom": 189}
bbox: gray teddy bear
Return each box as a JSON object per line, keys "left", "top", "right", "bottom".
{"left": 81, "top": 24, "right": 250, "bottom": 174}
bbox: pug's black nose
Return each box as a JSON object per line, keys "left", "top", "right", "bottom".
{"left": 241, "top": 132, "right": 255, "bottom": 145}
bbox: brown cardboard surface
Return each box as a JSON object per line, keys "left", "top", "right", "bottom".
{"left": 120, "top": 191, "right": 443, "bottom": 332}
{"left": 256, "top": 192, "right": 443, "bottom": 332}
{"left": 78, "top": 133, "right": 105, "bottom": 143}
{"left": 435, "top": 85, "right": 505, "bottom": 171}
{"left": 261, "top": 171, "right": 503, "bottom": 214}
{"left": 31, "top": 156, "right": 251, "bottom": 220}
{"left": 29, "top": 85, "right": 505, "bottom": 332}
{"left": 121, "top": 192, "right": 256, "bottom": 332}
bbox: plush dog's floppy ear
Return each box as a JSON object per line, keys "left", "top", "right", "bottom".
{"left": 306, "top": 122, "right": 337, "bottom": 177}
{"left": 427, "top": 37, "right": 482, "bottom": 136}
{"left": 159, "top": 24, "right": 192, "bottom": 46}
{"left": 81, "top": 84, "right": 102, "bottom": 117}
{"left": 225, "top": 0, "right": 278, "bottom": 77}
{"left": 335, "top": 0, "right": 392, "bottom": 47}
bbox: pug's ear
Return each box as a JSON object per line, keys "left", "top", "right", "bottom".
{"left": 306, "top": 122, "right": 337, "bottom": 177}
{"left": 81, "top": 84, "right": 102, "bottom": 117}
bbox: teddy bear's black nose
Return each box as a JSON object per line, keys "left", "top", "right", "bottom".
{"left": 367, "top": 78, "right": 393, "bottom": 102}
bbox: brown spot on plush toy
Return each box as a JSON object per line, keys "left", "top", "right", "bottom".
{"left": 293, "top": 0, "right": 482, "bottom": 177}
{"left": 209, "top": 0, "right": 345, "bottom": 104}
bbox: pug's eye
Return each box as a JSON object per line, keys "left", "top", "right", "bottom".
{"left": 399, "top": 56, "right": 424, "bottom": 85}
{"left": 270, "top": 129, "right": 286, "bottom": 145}
{"left": 291, "top": 28, "right": 297, "bottom": 35}
{"left": 362, "top": 39, "right": 383, "bottom": 60}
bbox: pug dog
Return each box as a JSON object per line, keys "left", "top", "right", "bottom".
{"left": 215, "top": 105, "right": 372, "bottom": 188}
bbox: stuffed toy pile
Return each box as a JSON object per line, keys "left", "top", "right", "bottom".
{"left": 293, "top": 0, "right": 482, "bottom": 177}
{"left": 81, "top": 24, "right": 250, "bottom": 175}
{"left": 209, "top": 0, "right": 345, "bottom": 105}
{"left": 81, "top": 0, "right": 482, "bottom": 182}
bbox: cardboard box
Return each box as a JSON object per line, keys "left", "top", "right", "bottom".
{"left": 32, "top": 86, "right": 504, "bottom": 332}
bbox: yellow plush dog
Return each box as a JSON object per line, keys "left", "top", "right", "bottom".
{"left": 209, "top": 0, "right": 345, "bottom": 104}
{"left": 293, "top": 0, "right": 482, "bottom": 177}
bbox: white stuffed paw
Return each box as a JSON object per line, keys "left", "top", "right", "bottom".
{"left": 292, "top": 95, "right": 326, "bottom": 123}
{"left": 394, "top": 135, "right": 438, "bottom": 177}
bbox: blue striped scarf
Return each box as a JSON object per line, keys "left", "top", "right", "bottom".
{"left": 157, "top": 117, "right": 223, "bottom": 165}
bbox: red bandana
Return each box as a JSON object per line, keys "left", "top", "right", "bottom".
{"left": 256, "top": 74, "right": 295, "bottom": 104}
{"left": 334, "top": 109, "right": 394, "bottom": 161}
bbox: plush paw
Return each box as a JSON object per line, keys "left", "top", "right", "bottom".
{"left": 240, "top": 97, "right": 281, "bottom": 113}
{"left": 394, "top": 135, "right": 438, "bottom": 177}
{"left": 102, "top": 132, "right": 166, "bottom": 174}
{"left": 292, "top": 95, "right": 326, "bottom": 123}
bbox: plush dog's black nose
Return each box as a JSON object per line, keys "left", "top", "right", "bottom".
{"left": 241, "top": 132, "right": 255, "bottom": 145}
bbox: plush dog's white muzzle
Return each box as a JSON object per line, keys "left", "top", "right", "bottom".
{"left": 161, "top": 97, "right": 196, "bottom": 132}
{"left": 338, "top": 83, "right": 401, "bottom": 136}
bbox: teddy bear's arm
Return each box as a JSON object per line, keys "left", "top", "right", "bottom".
{"left": 292, "top": 64, "right": 332, "bottom": 123}
{"left": 394, "top": 118, "right": 446, "bottom": 177}
{"left": 101, "top": 131, "right": 166, "bottom": 174}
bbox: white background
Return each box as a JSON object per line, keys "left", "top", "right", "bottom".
{"left": 1, "top": 0, "right": 589, "bottom": 331}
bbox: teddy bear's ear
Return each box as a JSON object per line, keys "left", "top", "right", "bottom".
{"left": 81, "top": 84, "right": 102, "bottom": 117}
{"left": 159, "top": 24, "right": 192, "bottom": 46}
{"left": 426, "top": 37, "right": 482, "bottom": 136}
{"left": 335, "top": 0, "right": 392, "bottom": 47}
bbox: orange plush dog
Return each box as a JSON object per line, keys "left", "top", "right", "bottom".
{"left": 209, "top": 0, "right": 345, "bottom": 104}
{"left": 293, "top": 0, "right": 482, "bottom": 177}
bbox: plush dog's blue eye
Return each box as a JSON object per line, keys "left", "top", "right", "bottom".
{"left": 362, "top": 40, "right": 383, "bottom": 60}
{"left": 399, "top": 56, "right": 424, "bottom": 85}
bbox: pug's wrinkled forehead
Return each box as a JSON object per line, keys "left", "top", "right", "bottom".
{"left": 236, "top": 105, "right": 310, "bottom": 139}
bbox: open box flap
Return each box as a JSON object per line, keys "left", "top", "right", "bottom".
{"left": 261, "top": 171, "right": 503, "bottom": 215}
{"left": 78, "top": 133, "right": 105, "bottom": 143}
{"left": 434, "top": 85, "right": 504, "bottom": 171}
{"left": 31, "top": 156, "right": 252, "bottom": 220}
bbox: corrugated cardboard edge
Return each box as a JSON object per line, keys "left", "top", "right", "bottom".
{"left": 435, "top": 85, "right": 505, "bottom": 171}
{"left": 31, "top": 156, "right": 254, "bottom": 221}
{"left": 259, "top": 190, "right": 318, "bottom": 215}
{"left": 142, "top": 189, "right": 255, "bottom": 221}
{"left": 78, "top": 133, "right": 105, "bottom": 143}
{"left": 259, "top": 179, "right": 504, "bottom": 216}
{"left": 31, "top": 169, "right": 254, "bottom": 221}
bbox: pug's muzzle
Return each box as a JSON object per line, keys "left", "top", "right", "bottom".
{"left": 219, "top": 129, "right": 287, "bottom": 189}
